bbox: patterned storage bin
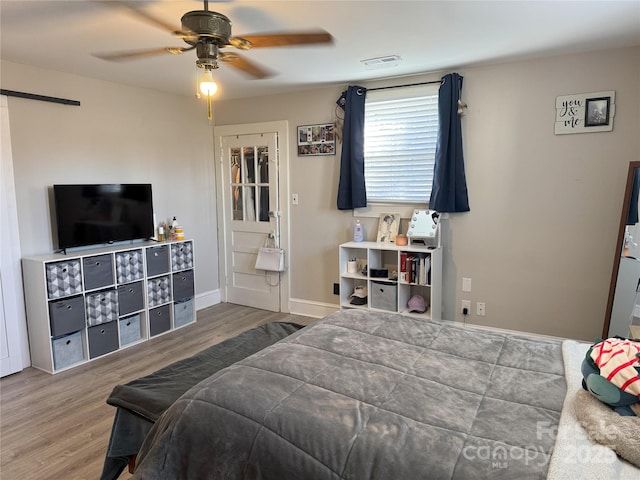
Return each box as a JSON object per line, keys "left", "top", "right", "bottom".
{"left": 119, "top": 314, "right": 142, "bottom": 346}
{"left": 46, "top": 260, "right": 82, "bottom": 299}
{"left": 147, "top": 275, "right": 170, "bottom": 308}
{"left": 115, "top": 249, "right": 144, "bottom": 284}
{"left": 52, "top": 330, "right": 84, "bottom": 370}
{"left": 86, "top": 289, "right": 119, "bottom": 326}
{"left": 171, "top": 241, "right": 193, "bottom": 271}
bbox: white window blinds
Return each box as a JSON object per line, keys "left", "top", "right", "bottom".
{"left": 364, "top": 84, "right": 439, "bottom": 204}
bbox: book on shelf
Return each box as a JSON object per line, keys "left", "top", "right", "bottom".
{"left": 398, "top": 252, "right": 432, "bottom": 285}
{"left": 400, "top": 252, "right": 408, "bottom": 282}
{"left": 406, "top": 253, "right": 431, "bottom": 285}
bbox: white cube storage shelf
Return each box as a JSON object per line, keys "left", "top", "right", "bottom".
{"left": 22, "top": 240, "right": 196, "bottom": 374}
{"left": 339, "top": 241, "right": 442, "bottom": 320}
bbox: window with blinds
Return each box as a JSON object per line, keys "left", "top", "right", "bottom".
{"left": 364, "top": 84, "right": 439, "bottom": 204}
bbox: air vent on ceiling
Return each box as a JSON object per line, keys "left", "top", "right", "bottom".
{"left": 361, "top": 55, "right": 402, "bottom": 70}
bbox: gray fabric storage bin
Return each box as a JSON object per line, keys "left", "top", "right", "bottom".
{"left": 119, "top": 314, "right": 142, "bottom": 346}
{"left": 82, "top": 254, "right": 114, "bottom": 291}
{"left": 171, "top": 241, "right": 194, "bottom": 271}
{"left": 149, "top": 304, "right": 171, "bottom": 337}
{"left": 147, "top": 275, "right": 171, "bottom": 307}
{"left": 370, "top": 281, "right": 398, "bottom": 312}
{"left": 117, "top": 281, "right": 144, "bottom": 316}
{"left": 49, "top": 295, "right": 85, "bottom": 337}
{"left": 46, "top": 259, "right": 82, "bottom": 299}
{"left": 88, "top": 321, "right": 119, "bottom": 359}
{"left": 52, "top": 331, "right": 84, "bottom": 370}
{"left": 174, "top": 298, "right": 194, "bottom": 328}
{"left": 86, "top": 289, "right": 119, "bottom": 326}
{"left": 172, "top": 270, "right": 194, "bottom": 302}
{"left": 115, "top": 249, "right": 144, "bottom": 284}
{"left": 146, "top": 245, "right": 170, "bottom": 277}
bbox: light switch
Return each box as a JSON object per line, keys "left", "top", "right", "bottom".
{"left": 292, "top": 193, "right": 299, "bottom": 205}
{"left": 462, "top": 277, "right": 472, "bottom": 292}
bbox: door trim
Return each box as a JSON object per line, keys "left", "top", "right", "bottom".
{"left": 214, "top": 121, "right": 290, "bottom": 313}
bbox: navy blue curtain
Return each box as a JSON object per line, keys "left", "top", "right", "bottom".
{"left": 429, "top": 73, "right": 470, "bottom": 213}
{"left": 337, "top": 86, "right": 367, "bottom": 210}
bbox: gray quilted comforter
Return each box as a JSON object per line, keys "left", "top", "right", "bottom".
{"left": 133, "top": 310, "right": 566, "bottom": 479}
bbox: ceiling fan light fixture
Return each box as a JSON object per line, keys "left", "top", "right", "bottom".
{"left": 197, "top": 67, "right": 218, "bottom": 122}
{"left": 93, "top": 0, "right": 334, "bottom": 109}
{"left": 199, "top": 68, "right": 218, "bottom": 96}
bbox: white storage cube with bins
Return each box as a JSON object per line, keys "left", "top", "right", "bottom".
{"left": 22, "top": 240, "right": 197, "bottom": 374}
{"left": 339, "top": 241, "right": 442, "bottom": 320}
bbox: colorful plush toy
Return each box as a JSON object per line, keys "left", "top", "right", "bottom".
{"left": 581, "top": 337, "right": 640, "bottom": 416}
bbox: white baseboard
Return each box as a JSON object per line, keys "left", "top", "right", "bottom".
{"left": 448, "top": 318, "right": 570, "bottom": 342}
{"left": 195, "top": 289, "right": 221, "bottom": 311}
{"left": 288, "top": 298, "right": 339, "bottom": 319}
{"left": 288, "top": 297, "right": 569, "bottom": 342}
{"left": 195, "top": 292, "right": 335, "bottom": 319}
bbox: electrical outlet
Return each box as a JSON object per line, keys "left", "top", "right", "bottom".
{"left": 461, "top": 300, "right": 471, "bottom": 314}
{"left": 477, "top": 302, "right": 486, "bottom": 316}
{"left": 333, "top": 283, "right": 340, "bottom": 295}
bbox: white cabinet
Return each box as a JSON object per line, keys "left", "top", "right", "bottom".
{"left": 22, "top": 240, "right": 196, "bottom": 374}
{"left": 339, "top": 241, "right": 442, "bottom": 320}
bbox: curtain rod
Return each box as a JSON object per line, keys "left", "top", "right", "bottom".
{"left": 367, "top": 80, "right": 442, "bottom": 92}
{"left": 0, "top": 89, "right": 80, "bottom": 106}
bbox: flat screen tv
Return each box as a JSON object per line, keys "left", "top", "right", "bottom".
{"left": 53, "top": 184, "right": 154, "bottom": 250}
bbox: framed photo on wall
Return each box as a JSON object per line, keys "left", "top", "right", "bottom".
{"left": 377, "top": 213, "right": 400, "bottom": 243}
{"left": 297, "top": 123, "right": 336, "bottom": 156}
{"left": 585, "top": 96, "right": 611, "bottom": 127}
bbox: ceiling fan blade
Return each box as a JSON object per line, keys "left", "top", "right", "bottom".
{"left": 233, "top": 30, "right": 333, "bottom": 49}
{"left": 94, "top": 46, "right": 194, "bottom": 62}
{"left": 219, "top": 52, "right": 274, "bottom": 79}
{"left": 99, "top": 1, "right": 194, "bottom": 38}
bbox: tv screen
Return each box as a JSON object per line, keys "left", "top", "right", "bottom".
{"left": 53, "top": 184, "right": 154, "bottom": 250}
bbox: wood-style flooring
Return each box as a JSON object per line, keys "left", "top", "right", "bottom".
{"left": 0, "top": 303, "right": 315, "bottom": 480}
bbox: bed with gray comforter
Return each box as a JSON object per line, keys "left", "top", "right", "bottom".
{"left": 132, "top": 309, "right": 567, "bottom": 479}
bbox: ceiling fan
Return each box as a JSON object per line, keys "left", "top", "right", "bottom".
{"left": 94, "top": 0, "right": 334, "bottom": 80}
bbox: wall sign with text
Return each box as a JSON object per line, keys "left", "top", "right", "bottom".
{"left": 555, "top": 90, "right": 615, "bottom": 135}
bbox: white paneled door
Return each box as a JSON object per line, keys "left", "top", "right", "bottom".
{"left": 220, "top": 131, "right": 281, "bottom": 312}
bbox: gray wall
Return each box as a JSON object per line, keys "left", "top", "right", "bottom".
{"left": 2, "top": 60, "right": 220, "bottom": 303}
{"left": 4, "top": 46, "right": 639, "bottom": 342}
{"left": 214, "top": 46, "right": 640, "bottom": 341}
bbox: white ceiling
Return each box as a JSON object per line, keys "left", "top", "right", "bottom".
{"left": 1, "top": 0, "right": 639, "bottom": 100}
